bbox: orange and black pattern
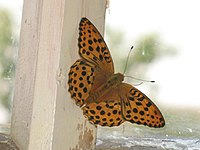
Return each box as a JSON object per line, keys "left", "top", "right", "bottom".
{"left": 68, "top": 17, "right": 165, "bottom": 128}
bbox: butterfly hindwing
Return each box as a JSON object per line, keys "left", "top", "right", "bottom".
{"left": 83, "top": 101, "right": 124, "bottom": 127}
{"left": 82, "top": 86, "right": 125, "bottom": 127}
{"left": 68, "top": 59, "right": 95, "bottom": 106}
{"left": 82, "top": 83, "right": 165, "bottom": 128}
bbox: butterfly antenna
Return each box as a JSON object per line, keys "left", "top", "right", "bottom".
{"left": 134, "top": 81, "right": 144, "bottom": 86}
{"left": 123, "top": 46, "right": 134, "bottom": 74}
{"left": 123, "top": 46, "right": 155, "bottom": 84}
{"left": 125, "top": 75, "right": 155, "bottom": 83}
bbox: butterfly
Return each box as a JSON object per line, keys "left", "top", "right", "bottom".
{"left": 68, "top": 17, "right": 165, "bottom": 128}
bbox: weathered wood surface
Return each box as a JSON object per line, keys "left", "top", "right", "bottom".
{"left": 11, "top": 0, "right": 107, "bottom": 149}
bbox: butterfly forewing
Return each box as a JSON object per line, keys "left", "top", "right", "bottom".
{"left": 78, "top": 18, "right": 115, "bottom": 94}
{"left": 120, "top": 83, "right": 165, "bottom": 128}
{"left": 78, "top": 18, "right": 114, "bottom": 76}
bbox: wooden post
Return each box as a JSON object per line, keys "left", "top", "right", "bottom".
{"left": 11, "top": 0, "right": 107, "bottom": 149}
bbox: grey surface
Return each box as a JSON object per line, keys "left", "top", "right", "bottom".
{"left": 96, "top": 136, "right": 200, "bottom": 150}
{"left": 0, "top": 133, "right": 19, "bottom": 150}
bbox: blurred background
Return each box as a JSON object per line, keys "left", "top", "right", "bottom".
{"left": 98, "top": 0, "right": 200, "bottom": 141}
{"left": 0, "top": 0, "right": 23, "bottom": 132}
{"left": 0, "top": 0, "right": 200, "bottom": 146}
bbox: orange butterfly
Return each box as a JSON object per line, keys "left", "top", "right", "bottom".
{"left": 68, "top": 17, "right": 165, "bottom": 128}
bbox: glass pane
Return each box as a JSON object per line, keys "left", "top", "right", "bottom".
{"left": 97, "top": 0, "right": 200, "bottom": 149}
{"left": 0, "top": 0, "right": 23, "bottom": 133}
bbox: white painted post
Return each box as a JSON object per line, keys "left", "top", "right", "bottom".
{"left": 11, "top": 0, "right": 107, "bottom": 149}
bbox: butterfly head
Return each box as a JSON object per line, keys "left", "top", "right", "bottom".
{"left": 115, "top": 73, "right": 124, "bottom": 82}
{"left": 110, "top": 73, "right": 124, "bottom": 85}
{"left": 105, "top": 73, "right": 124, "bottom": 89}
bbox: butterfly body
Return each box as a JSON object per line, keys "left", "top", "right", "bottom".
{"left": 68, "top": 17, "right": 165, "bottom": 128}
{"left": 86, "top": 73, "right": 124, "bottom": 104}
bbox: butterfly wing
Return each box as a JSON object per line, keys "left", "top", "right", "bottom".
{"left": 78, "top": 18, "right": 114, "bottom": 90}
{"left": 68, "top": 59, "right": 95, "bottom": 107}
{"left": 69, "top": 17, "right": 115, "bottom": 106}
{"left": 82, "top": 83, "right": 165, "bottom": 128}
{"left": 78, "top": 18, "right": 114, "bottom": 74}
{"left": 82, "top": 87, "right": 125, "bottom": 127}
{"left": 120, "top": 83, "right": 165, "bottom": 128}
{"left": 69, "top": 17, "right": 165, "bottom": 127}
